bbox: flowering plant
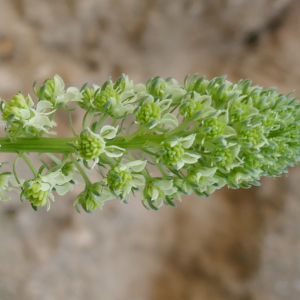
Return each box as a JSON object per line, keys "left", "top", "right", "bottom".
{"left": 0, "top": 74, "right": 299, "bottom": 213}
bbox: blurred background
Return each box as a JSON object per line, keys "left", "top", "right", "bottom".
{"left": 0, "top": 0, "right": 300, "bottom": 299}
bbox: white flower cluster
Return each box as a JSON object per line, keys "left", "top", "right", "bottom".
{"left": 0, "top": 73, "right": 300, "bottom": 213}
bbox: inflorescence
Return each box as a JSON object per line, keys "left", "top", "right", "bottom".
{"left": 0, "top": 74, "right": 300, "bottom": 213}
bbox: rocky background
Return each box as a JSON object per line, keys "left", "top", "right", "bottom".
{"left": 1, "top": 0, "right": 300, "bottom": 299}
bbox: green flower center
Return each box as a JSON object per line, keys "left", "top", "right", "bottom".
{"left": 181, "top": 99, "right": 204, "bottom": 118}
{"left": 93, "top": 88, "right": 119, "bottom": 109}
{"left": 162, "top": 142, "right": 184, "bottom": 166}
{"left": 136, "top": 102, "right": 161, "bottom": 125}
{"left": 107, "top": 168, "right": 132, "bottom": 190}
{"left": 240, "top": 128, "right": 261, "bottom": 146}
{"left": 78, "top": 133, "right": 104, "bottom": 160}
{"left": 244, "top": 156, "right": 264, "bottom": 170}
{"left": 203, "top": 117, "right": 226, "bottom": 139}
{"left": 2, "top": 94, "right": 29, "bottom": 120}
{"left": 261, "top": 112, "right": 276, "bottom": 128}
{"left": 213, "top": 148, "right": 233, "bottom": 166}
{"left": 229, "top": 103, "right": 250, "bottom": 123}
{"left": 23, "top": 180, "right": 48, "bottom": 207}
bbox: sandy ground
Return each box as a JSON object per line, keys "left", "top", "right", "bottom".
{"left": 0, "top": 1, "right": 300, "bottom": 299}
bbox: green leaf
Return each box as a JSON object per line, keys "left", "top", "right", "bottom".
{"left": 7, "top": 114, "right": 16, "bottom": 125}
{"left": 75, "top": 202, "right": 81, "bottom": 214}
{"left": 83, "top": 159, "right": 92, "bottom": 170}
{"left": 142, "top": 199, "right": 150, "bottom": 211}
{"left": 193, "top": 76, "right": 205, "bottom": 91}
{"left": 31, "top": 204, "right": 38, "bottom": 211}
{"left": 113, "top": 76, "right": 123, "bottom": 90}
{"left": 147, "top": 198, "right": 159, "bottom": 211}
{"left": 80, "top": 82, "right": 89, "bottom": 92}
{"left": 101, "top": 78, "right": 111, "bottom": 92}
{"left": 39, "top": 84, "right": 47, "bottom": 99}
{"left": 165, "top": 196, "right": 177, "bottom": 207}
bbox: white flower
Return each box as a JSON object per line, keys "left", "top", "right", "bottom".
{"left": 180, "top": 93, "right": 216, "bottom": 119}
{"left": 133, "top": 77, "right": 185, "bottom": 102}
{"left": 160, "top": 134, "right": 201, "bottom": 169}
{"left": 39, "top": 170, "right": 74, "bottom": 196}
{"left": 118, "top": 74, "right": 134, "bottom": 92}
{"left": 135, "top": 96, "right": 178, "bottom": 129}
{"left": 77, "top": 126, "right": 125, "bottom": 168}
{"left": 143, "top": 178, "right": 177, "bottom": 208}
{"left": 0, "top": 170, "right": 16, "bottom": 201}
{"left": 92, "top": 82, "right": 137, "bottom": 116}
{"left": 75, "top": 184, "right": 116, "bottom": 212}
{"left": 56, "top": 87, "right": 83, "bottom": 106}
{"left": 38, "top": 74, "right": 83, "bottom": 106}
{"left": 18, "top": 96, "right": 56, "bottom": 135}
{"left": 164, "top": 78, "right": 186, "bottom": 101}
{"left": 50, "top": 75, "right": 83, "bottom": 106}
{"left": 104, "top": 160, "right": 146, "bottom": 197}
{"left": 53, "top": 74, "right": 65, "bottom": 99}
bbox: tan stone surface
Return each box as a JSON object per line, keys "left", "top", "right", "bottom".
{"left": 0, "top": 0, "right": 300, "bottom": 299}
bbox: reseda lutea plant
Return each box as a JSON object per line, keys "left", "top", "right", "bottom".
{"left": 0, "top": 74, "right": 299, "bottom": 213}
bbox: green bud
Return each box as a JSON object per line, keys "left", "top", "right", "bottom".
{"left": 2, "top": 93, "right": 29, "bottom": 120}
{"left": 239, "top": 127, "right": 264, "bottom": 147}
{"left": 93, "top": 88, "right": 118, "bottom": 110}
{"left": 77, "top": 183, "right": 111, "bottom": 212}
{"left": 180, "top": 99, "right": 204, "bottom": 118}
{"left": 39, "top": 78, "right": 55, "bottom": 101}
{"left": 107, "top": 167, "right": 132, "bottom": 190}
{"left": 77, "top": 190, "right": 98, "bottom": 212}
{"left": 78, "top": 132, "right": 104, "bottom": 160}
{"left": 23, "top": 179, "right": 49, "bottom": 207}
{"left": 229, "top": 103, "right": 251, "bottom": 123}
{"left": 162, "top": 141, "right": 184, "bottom": 166}
{"left": 203, "top": 117, "right": 226, "bottom": 139}
{"left": 213, "top": 148, "right": 234, "bottom": 167}
{"left": 136, "top": 102, "right": 161, "bottom": 125}
{"left": 79, "top": 87, "right": 95, "bottom": 110}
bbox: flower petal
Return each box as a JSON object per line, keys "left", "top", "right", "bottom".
{"left": 55, "top": 183, "right": 72, "bottom": 196}
{"left": 100, "top": 125, "right": 118, "bottom": 140}
{"left": 160, "top": 113, "right": 178, "bottom": 127}
{"left": 19, "top": 109, "right": 30, "bottom": 120}
{"left": 54, "top": 74, "right": 65, "bottom": 97}
{"left": 181, "top": 134, "right": 196, "bottom": 148}
{"left": 131, "top": 174, "right": 145, "bottom": 186}
{"left": 125, "top": 160, "right": 147, "bottom": 172}
{"left": 155, "top": 179, "right": 173, "bottom": 190}
{"left": 105, "top": 145, "right": 125, "bottom": 157}
{"left": 36, "top": 100, "right": 53, "bottom": 112}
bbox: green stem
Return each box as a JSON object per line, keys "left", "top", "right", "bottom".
{"left": 70, "top": 156, "right": 92, "bottom": 187}
{"left": 69, "top": 111, "right": 77, "bottom": 136}
{"left": 111, "top": 118, "right": 118, "bottom": 127}
{"left": 0, "top": 130, "right": 188, "bottom": 153}
{"left": 94, "top": 113, "right": 108, "bottom": 132}
{"left": 0, "top": 137, "right": 78, "bottom": 153}
{"left": 20, "top": 152, "right": 38, "bottom": 177}
{"left": 13, "top": 153, "right": 21, "bottom": 185}
{"left": 82, "top": 108, "right": 96, "bottom": 129}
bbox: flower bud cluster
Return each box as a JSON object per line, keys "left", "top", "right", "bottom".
{"left": 1, "top": 74, "right": 300, "bottom": 213}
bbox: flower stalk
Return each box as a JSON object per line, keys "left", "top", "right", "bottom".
{"left": 0, "top": 73, "right": 299, "bottom": 213}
